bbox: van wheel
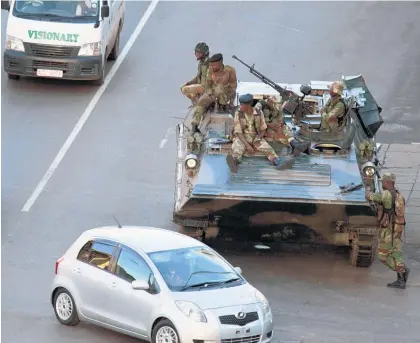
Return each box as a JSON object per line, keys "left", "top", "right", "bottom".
{"left": 108, "top": 31, "right": 120, "bottom": 61}
{"left": 53, "top": 288, "right": 80, "bottom": 326}
{"left": 8, "top": 73, "right": 20, "bottom": 80}
{"left": 152, "top": 319, "right": 180, "bottom": 343}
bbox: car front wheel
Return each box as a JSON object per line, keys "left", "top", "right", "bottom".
{"left": 152, "top": 319, "right": 180, "bottom": 343}
{"left": 53, "top": 288, "right": 80, "bottom": 326}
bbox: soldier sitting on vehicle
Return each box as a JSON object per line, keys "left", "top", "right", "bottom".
{"left": 320, "top": 81, "right": 346, "bottom": 131}
{"left": 255, "top": 95, "right": 311, "bottom": 156}
{"left": 180, "top": 42, "right": 210, "bottom": 106}
{"left": 190, "top": 53, "right": 237, "bottom": 135}
{"left": 226, "top": 93, "right": 296, "bottom": 173}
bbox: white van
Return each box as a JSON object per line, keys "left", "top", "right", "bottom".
{"left": 1, "top": 0, "right": 125, "bottom": 84}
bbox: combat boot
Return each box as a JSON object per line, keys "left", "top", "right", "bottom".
{"left": 226, "top": 154, "right": 239, "bottom": 173}
{"left": 191, "top": 124, "right": 200, "bottom": 134}
{"left": 273, "top": 157, "right": 295, "bottom": 170}
{"left": 387, "top": 272, "right": 406, "bottom": 289}
{"left": 403, "top": 268, "right": 410, "bottom": 283}
{"left": 290, "top": 140, "right": 311, "bottom": 156}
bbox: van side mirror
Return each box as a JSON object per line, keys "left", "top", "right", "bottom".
{"left": 1, "top": 1, "right": 10, "bottom": 11}
{"left": 101, "top": 5, "right": 109, "bottom": 18}
{"left": 234, "top": 266, "right": 242, "bottom": 275}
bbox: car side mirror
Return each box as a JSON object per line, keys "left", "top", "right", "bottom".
{"left": 234, "top": 266, "right": 242, "bottom": 275}
{"left": 1, "top": 1, "right": 10, "bottom": 11}
{"left": 132, "top": 280, "right": 150, "bottom": 291}
{"left": 101, "top": 4, "right": 109, "bottom": 19}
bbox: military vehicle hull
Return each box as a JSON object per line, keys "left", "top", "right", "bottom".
{"left": 173, "top": 75, "right": 383, "bottom": 268}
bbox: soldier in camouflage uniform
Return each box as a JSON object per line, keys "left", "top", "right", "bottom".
{"left": 255, "top": 95, "right": 311, "bottom": 156}
{"left": 226, "top": 94, "right": 296, "bottom": 173}
{"left": 191, "top": 53, "right": 237, "bottom": 134}
{"left": 180, "top": 42, "right": 210, "bottom": 105}
{"left": 365, "top": 173, "right": 410, "bottom": 289}
{"left": 320, "top": 81, "right": 347, "bottom": 131}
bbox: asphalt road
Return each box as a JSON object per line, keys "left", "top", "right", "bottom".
{"left": 2, "top": 1, "right": 420, "bottom": 343}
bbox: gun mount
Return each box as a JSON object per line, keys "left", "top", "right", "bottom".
{"left": 232, "top": 55, "right": 313, "bottom": 125}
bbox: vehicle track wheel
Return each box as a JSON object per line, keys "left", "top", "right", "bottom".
{"left": 8, "top": 73, "right": 20, "bottom": 80}
{"left": 152, "top": 319, "right": 180, "bottom": 343}
{"left": 350, "top": 234, "right": 378, "bottom": 268}
{"left": 53, "top": 288, "right": 80, "bottom": 326}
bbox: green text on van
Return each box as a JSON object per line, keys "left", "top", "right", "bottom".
{"left": 28, "top": 30, "right": 80, "bottom": 43}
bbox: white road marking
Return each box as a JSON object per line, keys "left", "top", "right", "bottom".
{"left": 411, "top": 142, "right": 420, "bottom": 145}
{"left": 159, "top": 128, "right": 174, "bottom": 148}
{"left": 21, "top": 0, "right": 160, "bottom": 212}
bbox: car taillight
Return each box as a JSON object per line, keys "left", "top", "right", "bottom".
{"left": 55, "top": 257, "right": 64, "bottom": 274}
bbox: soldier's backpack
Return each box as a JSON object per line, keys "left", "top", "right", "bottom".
{"left": 378, "top": 190, "right": 406, "bottom": 232}
{"left": 393, "top": 190, "right": 406, "bottom": 226}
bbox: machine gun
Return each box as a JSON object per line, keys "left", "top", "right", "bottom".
{"left": 232, "top": 55, "right": 314, "bottom": 125}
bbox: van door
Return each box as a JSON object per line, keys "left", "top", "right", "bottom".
{"left": 108, "top": 0, "right": 119, "bottom": 50}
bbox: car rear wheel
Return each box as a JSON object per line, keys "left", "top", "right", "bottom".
{"left": 152, "top": 319, "right": 180, "bottom": 343}
{"left": 53, "top": 288, "right": 80, "bottom": 326}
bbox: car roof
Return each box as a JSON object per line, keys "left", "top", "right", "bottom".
{"left": 79, "top": 226, "right": 205, "bottom": 253}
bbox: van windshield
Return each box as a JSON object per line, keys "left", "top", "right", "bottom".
{"left": 13, "top": 0, "right": 99, "bottom": 22}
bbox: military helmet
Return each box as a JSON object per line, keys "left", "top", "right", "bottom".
{"left": 382, "top": 173, "right": 396, "bottom": 182}
{"left": 330, "top": 81, "right": 344, "bottom": 95}
{"left": 195, "top": 42, "right": 209, "bottom": 56}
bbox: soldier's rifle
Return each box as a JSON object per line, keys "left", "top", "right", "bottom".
{"left": 232, "top": 55, "right": 313, "bottom": 124}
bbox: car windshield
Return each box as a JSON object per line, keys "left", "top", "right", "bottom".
{"left": 148, "top": 246, "right": 244, "bottom": 292}
{"left": 13, "top": 0, "right": 99, "bottom": 22}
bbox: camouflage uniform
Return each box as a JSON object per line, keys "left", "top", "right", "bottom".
{"left": 181, "top": 42, "right": 209, "bottom": 104}
{"left": 191, "top": 53, "right": 237, "bottom": 126}
{"left": 320, "top": 81, "right": 346, "bottom": 130}
{"left": 255, "top": 95, "right": 292, "bottom": 145}
{"left": 254, "top": 95, "right": 310, "bottom": 155}
{"left": 365, "top": 173, "right": 410, "bottom": 289}
{"left": 226, "top": 93, "right": 296, "bottom": 173}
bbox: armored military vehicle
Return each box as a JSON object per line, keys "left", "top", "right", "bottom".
{"left": 173, "top": 56, "right": 384, "bottom": 268}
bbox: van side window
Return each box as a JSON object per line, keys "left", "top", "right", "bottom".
{"left": 77, "top": 240, "right": 93, "bottom": 262}
{"left": 115, "top": 248, "right": 153, "bottom": 283}
{"left": 88, "top": 241, "right": 116, "bottom": 271}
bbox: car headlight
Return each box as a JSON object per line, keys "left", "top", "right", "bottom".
{"left": 185, "top": 154, "right": 198, "bottom": 169}
{"left": 6, "top": 35, "right": 24, "bottom": 52}
{"left": 175, "top": 300, "right": 207, "bottom": 323}
{"left": 255, "top": 289, "right": 271, "bottom": 315}
{"left": 78, "top": 42, "right": 101, "bottom": 56}
{"left": 362, "top": 161, "right": 376, "bottom": 177}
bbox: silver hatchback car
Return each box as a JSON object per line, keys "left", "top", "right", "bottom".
{"left": 51, "top": 226, "right": 274, "bottom": 343}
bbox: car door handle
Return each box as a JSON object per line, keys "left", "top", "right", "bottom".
{"left": 108, "top": 282, "right": 116, "bottom": 288}
{"left": 73, "top": 268, "right": 81, "bottom": 274}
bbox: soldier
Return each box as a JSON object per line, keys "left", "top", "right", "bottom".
{"left": 191, "top": 53, "right": 237, "bottom": 134}
{"left": 255, "top": 95, "right": 311, "bottom": 156}
{"left": 320, "top": 81, "right": 346, "bottom": 131}
{"left": 226, "top": 93, "right": 296, "bottom": 173}
{"left": 180, "top": 42, "right": 210, "bottom": 105}
{"left": 365, "top": 173, "right": 410, "bottom": 289}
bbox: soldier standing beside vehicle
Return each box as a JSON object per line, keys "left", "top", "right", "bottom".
{"left": 180, "top": 42, "right": 210, "bottom": 105}
{"left": 190, "top": 53, "right": 237, "bottom": 134}
{"left": 320, "top": 81, "right": 346, "bottom": 131}
{"left": 226, "top": 94, "right": 296, "bottom": 173}
{"left": 255, "top": 95, "right": 311, "bottom": 156}
{"left": 365, "top": 173, "right": 410, "bottom": 289}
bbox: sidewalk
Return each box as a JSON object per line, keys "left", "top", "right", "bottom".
{"left": 377, "top": 143, "right": 420, "bottom": 244}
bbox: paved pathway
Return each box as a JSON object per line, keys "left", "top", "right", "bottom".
{"left": 378, "top": 143, "right": 420, "bottom": 244}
